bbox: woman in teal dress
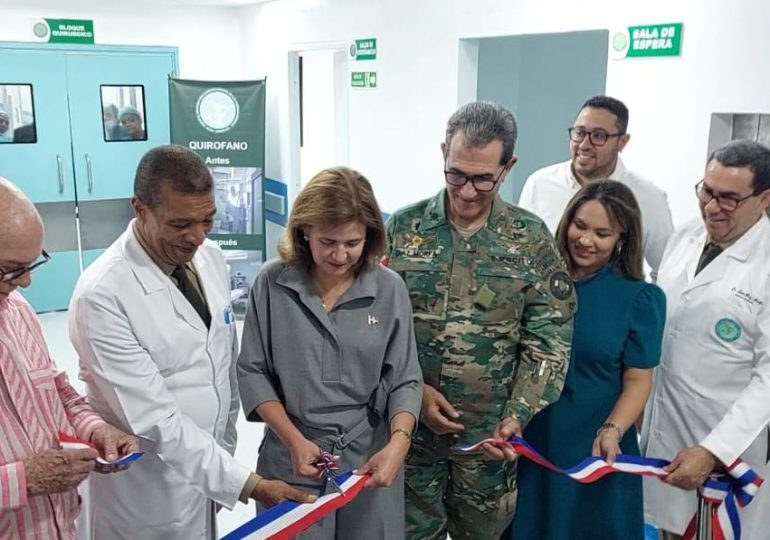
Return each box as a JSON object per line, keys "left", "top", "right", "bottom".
{"left": 506, "top": 180, "right": 666, "bottom": 540}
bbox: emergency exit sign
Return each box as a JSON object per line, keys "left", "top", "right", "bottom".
{"left": 612, "top": 23, "right": 683, "bottom": 58}
{"left": 351, "top": 71, "right": 377, "bottom": 89}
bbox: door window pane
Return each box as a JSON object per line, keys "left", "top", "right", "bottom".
{"left": 0, "top": 84, "right": 37, "bottom": 144}
{"left": 100, "top": 85, "right": 147, "bottom": 142}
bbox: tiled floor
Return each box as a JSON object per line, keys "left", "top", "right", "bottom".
{"left": 38, "top": 311, "right": 264, "bottom": 538}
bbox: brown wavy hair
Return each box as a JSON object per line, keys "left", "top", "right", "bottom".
{"left": 555, "top": 179, "right": 644, "bottom": 280}
{"left": 278, "top": 167, "right": 386, "bottom": 271}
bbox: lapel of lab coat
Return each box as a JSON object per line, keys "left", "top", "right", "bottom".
{"left": 123, "top": 221, "right": 208, "bottom": 334}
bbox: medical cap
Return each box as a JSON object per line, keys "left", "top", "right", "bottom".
{"left": 119, "top": 105, "right": 142, "bottom": 121}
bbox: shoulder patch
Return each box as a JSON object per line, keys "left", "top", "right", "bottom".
{"left": 548, "top": 270, "right": 573, "bottom": 300}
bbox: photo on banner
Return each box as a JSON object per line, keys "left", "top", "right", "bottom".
{"left": 169, "top": 78, "right": 266, "bottom": 317}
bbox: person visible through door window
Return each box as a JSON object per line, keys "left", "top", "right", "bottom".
{"left": 0, "top": 105, "right": 11, "bottom": 143}
{"left": 103, "top": 103, "right": 128, "bottom": 141}
{"left": 119, "top": 105, "right": 146, "bottom": 141}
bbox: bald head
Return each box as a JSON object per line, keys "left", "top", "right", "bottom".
{"left": 0, "top": 177, "right": 44, "bottom": 247}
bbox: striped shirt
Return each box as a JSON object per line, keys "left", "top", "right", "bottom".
{"left": 0, "top": 291, "right": 105, "bottom": 539}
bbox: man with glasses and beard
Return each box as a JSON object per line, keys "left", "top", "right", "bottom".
{"left": 642, "top": 140, "right": 770, "bottom": 540}
{"left": 519, "top": 95, "right": 673, "bottom": 279}
{"left": 385, "top": 102, "right": 575, "bottom": 540}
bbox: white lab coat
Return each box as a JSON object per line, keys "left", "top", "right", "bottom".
{"left": 642, "top": 216, "right": 770, "bottom": 538}
{"left": 69, "top": 221, "right": 252, "bottom": 540}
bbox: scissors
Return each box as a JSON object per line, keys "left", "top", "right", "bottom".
{"left": 313, "top": 451, "right": 344, "bottom": 497}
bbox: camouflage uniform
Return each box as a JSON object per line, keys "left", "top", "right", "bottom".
{"left": 386, "top": 190, "right": 575, "bottom": 540}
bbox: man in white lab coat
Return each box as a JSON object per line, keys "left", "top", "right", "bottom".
{"left": 518, "top": 95, "right": 673, "bottom": 278}
{"left": 642, "top": 140, "right": 770, "bottom": 540}
{"left": 69, "top": 145, "right": 314, "bottom": 540}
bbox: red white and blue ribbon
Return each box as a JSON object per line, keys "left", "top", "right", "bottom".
{"left": 459, "top": 436, "right": 763, "bottom": 540}
{"left": 58, "top": 431, "right": 144, "bottom": 466}
{"left": 220, "top": 472, "right": 369, "bottom": 540}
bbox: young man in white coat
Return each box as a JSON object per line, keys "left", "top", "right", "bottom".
{"left": 69, "top": 145, "right": 314, "bottom": 540}
{"left": 641, "top": 139, "right": 770, "bottom": 540}
{"left": 518, "top": 95, "right": 673, "bottom": 279}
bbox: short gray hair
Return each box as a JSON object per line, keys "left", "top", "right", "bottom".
{"left": 445, "top": 102, "right": 518, "bottom": 165}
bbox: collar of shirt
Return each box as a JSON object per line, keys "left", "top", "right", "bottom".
{"left": 132, "top": 221, "right": 175, "bottom": 276}
{"left": 276, "top": 263, "right": 378, "bottom": 307}
{"left": 565, "top": 156, "right": 627, "bottom": 190}
{"left": 706, "top": 234, "right": 739, "bottom": 251}
{"left": 422, "top": 188, "right": 505, "bottom": 235}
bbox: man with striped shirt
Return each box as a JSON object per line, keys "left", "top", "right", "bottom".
{"left": 0, "top": 177, "right": 138, "bottom": 539}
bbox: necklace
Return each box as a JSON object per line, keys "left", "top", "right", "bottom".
{"left": 316, "top": 273, "right": 355, "bottom": 312}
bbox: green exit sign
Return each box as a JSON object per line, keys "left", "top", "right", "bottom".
{"left": 351, "top": 71, "right": 377, "bottom": 89}
{"left": 350, "top": 38, "right": 377, "bottom": 61}
{"left": 612, "top": 23, "right": 683, "bottom": 58}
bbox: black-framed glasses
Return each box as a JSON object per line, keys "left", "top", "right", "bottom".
{"left": 444, "top": 160, "right": 507, "bottom": 193}
{"left": 568, "top": 127, "right": 624, "bottom": 147}
{"left": 0, "top": 250, "right": 50, "bottom": 282}
{"left": 694, "top": 179, "right": 757, "bottom": 212}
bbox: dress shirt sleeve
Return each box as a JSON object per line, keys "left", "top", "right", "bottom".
{"left": 503, "top": 228, "right": 575, "bottom": 427}
{"left": 644, "top": 190, "right": 675, "bottom": 280}
{"left": 0, "top": 461, "right": 27, "bottom": 510}
{"left": 237, "top": 269, "right": 282, "bottom": 422}
{"left": 382, "top": 274, "right": 423, "bottom": 424}
{"left": 69, "top": 292, "right": 252, "bottom": 510}
{"left": 54, "top": 370, "right": 107, "bottom": 442}
{"left": 700, "top": 294, "right": 770, "bottom": 465}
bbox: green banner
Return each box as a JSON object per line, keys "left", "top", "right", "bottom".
{"left": 169, "top": 79, "right": 267, "bottom": 314}
{"left": 613, "top": 23, "right": 683, "bottom": 58}
{"left": 35, "top": 19, "right": 94, "bottom": 44}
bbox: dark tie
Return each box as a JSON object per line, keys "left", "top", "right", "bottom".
{"left": 171, "top": 265, "right": 211, "bottom": 329}
{"left": 695, "top": 242, "right": 723, "bottom": 276}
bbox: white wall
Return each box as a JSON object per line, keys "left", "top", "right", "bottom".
{"left": 237, "top": 0, "right": 770, "bottom": 226}
{"left": 0, "top": 4, "right": 247, "bottom": 80}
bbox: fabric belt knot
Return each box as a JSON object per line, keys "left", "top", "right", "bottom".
{"left": 172, "top": 264, "right": 211, "bottom": 329}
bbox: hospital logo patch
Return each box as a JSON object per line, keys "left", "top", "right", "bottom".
{"left": 715, "top": 318, "right": 741, "bottom": 342}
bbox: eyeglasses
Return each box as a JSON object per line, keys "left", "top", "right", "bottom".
{"left": 568, "top": 127, "right": 624, "bottom": 147}
{"left": 0, "top": 250, "right": 50, "bottom": 283}
{"left": 444, "top": 161, "right": 507, "bottom": 193}
{"left": 694, "top": 179, "right": 758, "bottom": 212}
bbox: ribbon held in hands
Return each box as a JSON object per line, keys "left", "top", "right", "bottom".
{"left": 458, "top": 436, "right": 762, "bottom": 540}
{"left": 58, "top": 431, "right": 143, "bottom": 466}
{"left": 220, "top": 472, "right": 369, "bottom": 540}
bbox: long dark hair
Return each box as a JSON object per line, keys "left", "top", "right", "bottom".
{"left": 555, "top": 180, "right": 644, "bottom": 280}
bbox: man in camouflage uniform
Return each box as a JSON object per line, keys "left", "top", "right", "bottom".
{"left": 385, "top": 102, "right": 575, "bottom": 540}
